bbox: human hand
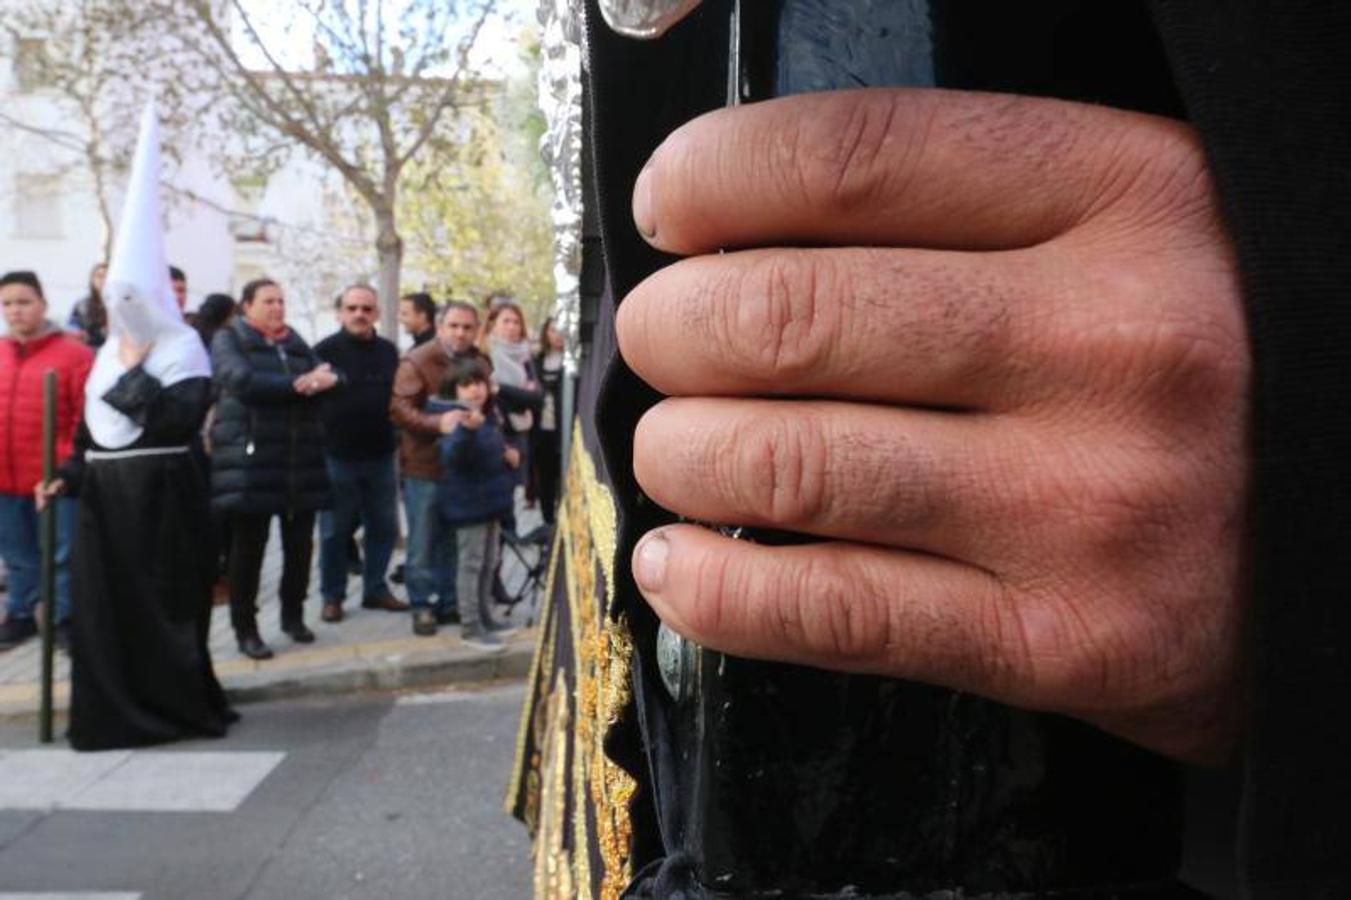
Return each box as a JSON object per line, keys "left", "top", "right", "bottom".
{"left": 306, "top": 364, "right": 339, "bottom": 393}
{"left": 504, "top": 446, "right": 521, "bottom": 469}
{"left": 34, "top": 478, "right": 65, "bottom": 513}
{"left": 617, "top": 88, "right": 1249, "bottom": 764}
{"left": 118, "top": 336, "right": 152, "bottom": 369}
{"left": 294, "top": 364, "right": 338, "bottom": 395}
{"left": 438, "top": 410, "right": 465, "bottom": 434}
{"left": 461, "top": 409, "right": 485, "bottom": 431}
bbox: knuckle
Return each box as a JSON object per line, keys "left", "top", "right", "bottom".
{"left": 966, "top": 582, "right": 1034, "bottom": 694}
{"left": 1099, "top": 119, "right": 1214, "bottom": 222}
{"left": 685, "top": 547, "right": 740, "bottom": 640}
{"left": 1138, "top": 316, "right": 1248, "bottom": 415}
{"left": 1060, "top": 284, "right": 1248, "bottom": 426}
{"left": 729, "top": 252, "right": 839, "bottom": 383}
{"left": 801, "top": 555, "right": 888, "bottom": 661}
{"left": 783, "top": 91, "right": 914, "bottom": 215}
{"left": 728, "top": 412, "right": 831, "bottom": 525}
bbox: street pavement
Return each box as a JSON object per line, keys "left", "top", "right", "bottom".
{"left": 0, "top": 683, "right": 534, "bottom": 899}
{"left": 0, "top": 493, "right": 552, "bottom": 716}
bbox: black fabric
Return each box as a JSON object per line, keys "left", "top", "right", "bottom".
{"left": 574, "top": 2, "right": 1351, "bottom": 897}
{"left": 584, "top": 1, "right": 733, "bottom": 890}
{"left": 67, "top": 374, "right": 234, "bottom": 751}
{"left": 208, "top": 318, "right": 331, "bottom": 514}
{"left": 529, "top": 427, "right": 561, "bottom": 524}
{"left": 313, "top": 328, "right": 399, "bottom": 461}
{"left": 227, "top": 510, "right": 316, "bottom": 634}
{"left": 578, "top": 0, "right": 1307, "bottom": 891}
{"left": 1147, "top": 3, "right": 1351, "bottom": 897}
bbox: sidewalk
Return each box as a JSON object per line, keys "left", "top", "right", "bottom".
{"left": 0, "top": 499, "right": 547, "bottom": 718}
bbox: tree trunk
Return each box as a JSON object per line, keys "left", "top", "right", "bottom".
{"left": 374, "top": 210, "right": 404, "bottom": 339}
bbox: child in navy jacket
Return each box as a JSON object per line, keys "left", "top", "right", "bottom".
{"left": 433, "top": 359, "right": 520, "bottom": 649}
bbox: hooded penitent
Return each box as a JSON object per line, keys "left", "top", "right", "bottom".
{"left": 85, "top": 101, "right": 210, "bottom": 449}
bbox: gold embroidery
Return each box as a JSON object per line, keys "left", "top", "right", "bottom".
{"left": 533, "top": 677, "right": 576, "bottom": 900}
{"left": 566, "top": 431, "right": 637, "bottom": 900}
{"left": 506, "top": 523, "right": 566, "bottom": 828}
{"left": 573, "top": 420, "right": 618, "bottom": 598}
{"left": 516, "top": 428, "right": 638, "bottom": 899}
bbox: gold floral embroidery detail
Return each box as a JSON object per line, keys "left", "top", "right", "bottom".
{"left": 516, "top": 428, "right": 637, "bottom": 899}
{"left": 567, "top": 431, "right": 637, "bottom": 900}
{"left": 506, "top": 525, "right": 565, "bottom": 831}
{"left": 533, "top": 677, "right": 576, "bottom": 900}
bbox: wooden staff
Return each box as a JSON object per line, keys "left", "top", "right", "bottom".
{"left": 38, "top": 369, "right": 56, "bottom": 743}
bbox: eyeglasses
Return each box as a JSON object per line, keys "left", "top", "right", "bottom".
{"left": 344, "top": 305, "right": 375, "bottom": 313}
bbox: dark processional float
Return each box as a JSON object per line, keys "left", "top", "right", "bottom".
{"left": 507, "top": 2, "right": 1203, "bottom": 897}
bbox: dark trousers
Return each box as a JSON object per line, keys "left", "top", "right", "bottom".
{"left": 228, "top": 510, "right": 316, "bottom": 635}
{"left": 530, "top": 428, "right": 561, "bottom": 525}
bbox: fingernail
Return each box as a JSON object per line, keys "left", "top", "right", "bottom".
{"left": 633, "top": 163, "right": 656, "bottom": 239}
{"left": 634, "top": 530, "right": 669, "bottom": 592}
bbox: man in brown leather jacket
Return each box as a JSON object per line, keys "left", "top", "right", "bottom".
{"left": 390, "top": 300, "right": 482, "bottom": 635}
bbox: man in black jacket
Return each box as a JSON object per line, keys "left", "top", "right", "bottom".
{"left": 314, "top": 284, "right": 408, "bottom": 622}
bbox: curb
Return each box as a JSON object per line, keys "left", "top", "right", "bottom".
{"left": 0, "top": 637, "right": 534, "bottom": 720}
{"left": 222, "top": 641, "right": 534, "bottom": 705}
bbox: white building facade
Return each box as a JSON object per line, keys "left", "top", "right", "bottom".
{"left": 0, "top": 3, "right": 375, "bottom": 342}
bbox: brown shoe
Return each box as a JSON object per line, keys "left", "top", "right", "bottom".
{"left": 321, "top": 602, "right": 344, "bottom": 623}
{"left": 362, "top": 592, "right": 409, "bottom": 612}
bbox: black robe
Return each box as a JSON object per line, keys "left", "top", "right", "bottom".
{"left": 66, "top": 367, "right": 235, "bottom": 751}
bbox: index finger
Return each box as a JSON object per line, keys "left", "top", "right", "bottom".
{"left": 632, "top": 88, "right": 1202, "bottom": 254}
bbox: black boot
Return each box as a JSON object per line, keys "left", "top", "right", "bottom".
{"left": 282, "top": 621, "right": 315, "bottom": 644}
{"left": 237, "top": 631, "right": 274, "bottom": 660}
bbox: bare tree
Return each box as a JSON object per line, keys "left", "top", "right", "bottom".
{"left": 149, "top": 0, "right": 497, "bottom": 335}
{"left": 2, "top": 0, "right": 197, "bottom": 260}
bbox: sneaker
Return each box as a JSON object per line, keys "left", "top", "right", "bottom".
{"left": 0, "top": 617, "right": 37, "bottom": 651}
{"left": 487, "top": 620, "right": 520, "bottom": 638}
{"left": 412, "top": 609, "right": 437, "bottom": 636}
{"left": 461, "top": 629, "right": 505, "bottom": 652}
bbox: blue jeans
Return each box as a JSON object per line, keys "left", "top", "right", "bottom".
{"left": 0, "top": 494, "right": 75, "bottom": 623}
{"left": 319, "top": 454, "right": 399, "bottom": 603}
{"left": 403, "top": 476, "right": 456, "bottom": 613}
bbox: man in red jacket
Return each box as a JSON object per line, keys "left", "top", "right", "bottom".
{"left": 0, "top": 271, "right": 93, "bottom": 650}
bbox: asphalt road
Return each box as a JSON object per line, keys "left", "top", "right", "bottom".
{"left": 0, "top": 683, "right": 533, "bottom": 900}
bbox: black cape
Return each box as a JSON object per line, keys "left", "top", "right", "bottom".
{"left": 67, "top": 368, "right": 235, "bottom": 751}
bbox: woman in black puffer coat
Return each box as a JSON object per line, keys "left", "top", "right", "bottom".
{"left": 210, "top": 278, "right": 336, "bottom": 660}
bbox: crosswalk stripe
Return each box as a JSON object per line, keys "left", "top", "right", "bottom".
{"left": 0, "top": 749, "right": 285, "bottom": 812}
{"left": 0, "top": 894, "right": 141, "bottom": 899}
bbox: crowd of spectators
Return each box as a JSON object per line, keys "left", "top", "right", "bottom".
{"left": 0, "top": 263, "right": 559, "bottom": 744}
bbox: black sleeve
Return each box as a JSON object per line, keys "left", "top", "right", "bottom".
{"left": 1151, "top": 2, "right": 1351, "bottom": 895}
{"left": 54, "top": 421, "right": 91, "bottom": 496}
{"left": 102, "top": 369, "right": 210, "bottom": 444}
{"left": 497, "top": 380, "right": 544, "bottom": 414}
{"left": 100, "top": 365, "right": 161, "bottom": 426}
{"left": 211, "top": 328, "right": 300, "bottom": 404}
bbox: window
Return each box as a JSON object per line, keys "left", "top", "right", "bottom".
{"left": 12, "top": 38, "right": 47, "bottom": 93}
{"left": 12, "top": 173, "right": 64, "bottom": 239}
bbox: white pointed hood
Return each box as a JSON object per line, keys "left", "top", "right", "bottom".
{"left": 86, "top": 101, "right": 211, "bottom": 449}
